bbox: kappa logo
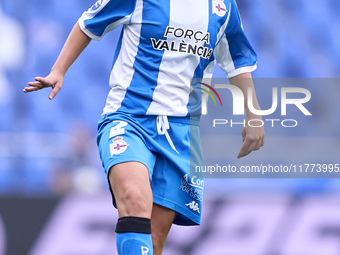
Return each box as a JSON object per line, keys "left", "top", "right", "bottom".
{"left": 186, "top": 201, "right": 200, "bottom": 213}
{"left": 110, "top": 136, "right": 128, "bottom": 156}
{"left": 212, "top": 0, "right": 228, "bottom": 17}
{"left": 141, "top": 246, "right": 149, "bottom": 255}
{"left": 90, "top": 0, "right": 103, "bottom": 12}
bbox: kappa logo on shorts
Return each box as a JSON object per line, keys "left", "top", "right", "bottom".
{"left": 110, "top": 136, "right": 128, "bottom": 156}
{"left": 212, "top": 0, "right": 228, "bottom": 17}
{"left": 186, "top": 201, "right": 200, "bottom": 213}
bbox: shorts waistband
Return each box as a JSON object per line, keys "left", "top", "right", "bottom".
{"left": 167, "top": 115, "right": 201, "bottom": 126}
{"left": 100, "top": 112, "right": 201, "bottom": 126}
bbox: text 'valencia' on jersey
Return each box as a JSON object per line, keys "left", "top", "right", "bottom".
{"left": 79, "top": 0, "right": 257, "bottom": 117}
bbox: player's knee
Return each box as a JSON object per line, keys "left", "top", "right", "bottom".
{"left": 119, "top": 186, "right": 151, "bottom": 216}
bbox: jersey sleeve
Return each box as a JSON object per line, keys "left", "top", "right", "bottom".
{"left": 215, "top": 0, "right": 257, "bottom": 78}
{"left": 78, "top": 0, "right": 137, "bottom": 41}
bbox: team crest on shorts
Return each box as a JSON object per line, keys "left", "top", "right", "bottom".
{"left": 212, "top": 0, "right": 227, "bottom": 17}
{"left": 110, "top": 136, "right": 128, "bottom": 156}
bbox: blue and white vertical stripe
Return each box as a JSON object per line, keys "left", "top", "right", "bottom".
{"left": 79, "top": 0, "right": 257, "bottom": 117}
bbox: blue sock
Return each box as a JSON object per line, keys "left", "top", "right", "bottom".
{"left": 115, "top": 217, "right": 153, "bottom": 255}
{"left": 116, "top": 232, "right": 153, "bottom": 255}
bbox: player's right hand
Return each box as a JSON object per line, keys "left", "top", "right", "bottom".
{"left": 23, "top": 72, "right": 63, "bottom": 100}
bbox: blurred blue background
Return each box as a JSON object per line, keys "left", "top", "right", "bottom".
{"left": 0, "top": 0, "right": 340, "bottom": 254}
{"left": 0, "top": 0, "right": 339, "bottom": 195}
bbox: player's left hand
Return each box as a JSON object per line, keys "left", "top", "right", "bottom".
{"left": 237, "top": 115, "right": 265, "bottom": 158}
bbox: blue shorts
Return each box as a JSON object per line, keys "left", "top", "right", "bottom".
{"left": 97, "top": 112, "right": 204, "bottom": 226}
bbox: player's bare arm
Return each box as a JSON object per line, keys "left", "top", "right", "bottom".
{"left": 229, "top": 72, "right": 265, "bottom": 159}
{"left": 23, "top": 23, "right": 91, "bottom": 100}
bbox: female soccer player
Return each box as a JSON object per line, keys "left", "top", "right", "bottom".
{"left": 24, "top": 0, "right": 265, "bottom": 254}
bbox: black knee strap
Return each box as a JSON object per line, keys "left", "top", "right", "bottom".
{"left": 115, "top": 216, "right": 151, "bottom": 234}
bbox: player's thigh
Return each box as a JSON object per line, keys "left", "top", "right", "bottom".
{"left": 151, "top": 204, "right": 176, "bottom": 252}
{"left": 97, "top": 114, "right": 156, "bottom": 218}
{"left": 109, "top": 161, "right": 153, "bottom": 218}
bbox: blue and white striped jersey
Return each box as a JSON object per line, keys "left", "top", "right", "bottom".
{"left": 79, "top": 0, "right": 257, "bottom": 117}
